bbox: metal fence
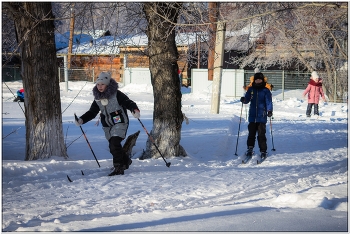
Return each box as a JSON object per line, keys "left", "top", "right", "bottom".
{"left": 244, "top": 70, "right": 348, "bottom": 102}
{"left": 244, "top": 71, "right": 311, "bottom": 90}
{"left": 58, "top": 68, "right": 95, "bottom": 82}
{"left": 3, "top": 67, "right": 347, "bottom": 102}
{"left": 2, "top": 67, "right": 21, "bottom": 81}
{"left": 1, "top": 67, "right": 96, "bottom": 82}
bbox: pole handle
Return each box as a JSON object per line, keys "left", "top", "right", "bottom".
{"left": 74, "top": 113, "right": 79, "bottom": 122}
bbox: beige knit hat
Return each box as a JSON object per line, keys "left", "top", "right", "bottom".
{"left": 311, "top": 71, "right": 319, "bottom": 79}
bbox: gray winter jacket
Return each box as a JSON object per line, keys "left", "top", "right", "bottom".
{"left": 79, "top": 79, "right": 139, "bottom": 140}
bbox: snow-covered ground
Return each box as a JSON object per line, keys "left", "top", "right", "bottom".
{"left": 2, "top": 80, "right": 348, "bottom": 232}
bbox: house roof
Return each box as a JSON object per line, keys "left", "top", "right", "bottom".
{"left": 56, "top": 33, "right": 198, "bottom": 55}
{"left": 55, "top": 32, "right": 93, "bottom": 51}
{"left": 56, "top": 26, "right": 260, "bottom": 55}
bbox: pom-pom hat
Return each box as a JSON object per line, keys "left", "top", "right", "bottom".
{"left": 96, "top": 72, "right": 111, "bottom": 85}
{"left": 254, "top": 72, "right": 264, "bottom": 81}
{"left": 311, "top": 71, "right": 319, "bottom": 79}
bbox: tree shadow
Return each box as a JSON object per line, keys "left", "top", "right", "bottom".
{"left": 81, "top": 206, "right": 273, "bottom": 231}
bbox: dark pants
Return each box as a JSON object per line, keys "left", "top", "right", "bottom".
{"left": 306, "top": 103, "right": 319, "bottom": 116}
{"left": 247, "top": 122, "right": 267, "bottom": 152}
{"left": 109, "top": 136, "right": 128, "bottom": 167}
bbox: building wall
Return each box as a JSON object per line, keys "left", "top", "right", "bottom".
{"left": 123, "top": 68, "right": 152, "bottom": 85}
{"left": 70, "top": 55, "right": 122, "bottom": 82}
{"left": 191, "top": 69, "right": 245, "bottom": 97}
{"left": 58, "top": 51, "right": 189, "bottom": 84}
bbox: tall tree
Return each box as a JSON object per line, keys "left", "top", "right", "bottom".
{"left": 3, "top": 2, "right": 68, "bottom": 160}
{"left": 142, "top": 2, "right": 186, "bottom": 159}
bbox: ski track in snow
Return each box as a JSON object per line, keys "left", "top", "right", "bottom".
{"left": 2, "top": 147, "right": 347, "bottom": 231}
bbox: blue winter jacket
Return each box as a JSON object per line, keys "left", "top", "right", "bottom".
{"left": 243, "top": 85, "right": 273, "bottom": 123}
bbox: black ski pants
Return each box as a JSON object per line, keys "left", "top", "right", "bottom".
{"left": 306, "top": 103, "right": 319, "bottom": 116}
{"left": 109, "top": 136, "right": 128, "bottom": 167}
{"left": 247, "top": 122, "right": 267, "bottom": 152}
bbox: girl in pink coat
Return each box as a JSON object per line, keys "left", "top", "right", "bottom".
{"left": 303, "top": 71, "right": 326, "bottom": 117}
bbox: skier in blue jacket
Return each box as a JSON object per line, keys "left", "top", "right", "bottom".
{"left": 240, "top": 72, "right": 273, "bottom": 158}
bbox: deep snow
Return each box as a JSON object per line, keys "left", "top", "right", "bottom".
{"left": 1, "top": 80, "right": 348, "bottom": 232}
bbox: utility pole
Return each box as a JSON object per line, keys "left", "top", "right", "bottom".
{"left": 197, "top": 33, "right": 200, "bottom": 69}
{"left": 208, "top": 2, "right": 218, "bottom": 81}
{"left": 210, "top": 21, "right": 226, "bottom": 114}
{"left": 68, "top": 7, "right": 75, "bottom": 69}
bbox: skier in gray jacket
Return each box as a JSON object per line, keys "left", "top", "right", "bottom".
{"left": 76, "top": 72, "right": 140, "bottom": 176}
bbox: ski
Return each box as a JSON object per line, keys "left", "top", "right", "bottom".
{"left": 257, "top": 157, "right": 267, "bottom": 164}
{"left": 257, "top": 153, "right": 268, "bottom": 164}
{"left": 67, "top": 170, "right": 85, "bottom": 182}
{"left": 242, "top": 155, "right": 252, "bottom": 164}
{"left": 242, "top": 148, "right": 254, "bottom": 164}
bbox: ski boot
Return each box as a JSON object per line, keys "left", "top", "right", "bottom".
{"left": 245, "top": 147, "right": 254, "bottom": 156}
{"left": 108, "top": 164, "right": 124, "bottom": 176}
{"left": 260, "top": 151, "right": 267, "bottom": 159}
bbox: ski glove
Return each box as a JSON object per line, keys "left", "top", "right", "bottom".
{"left": 132, "top": 109, "right": 140, "bottom": 119}
{"left": 267, "top": 111, "right": 273, "bottom": 117}
{"left": 240, "top": 97, "right": 245, "bottom": 103}
{"left": 75, "top": 118, "right": 83, "bottom": 126}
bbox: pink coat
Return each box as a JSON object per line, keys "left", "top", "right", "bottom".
{"left": 303, "top": 79, "right": 326, "bottom": 104}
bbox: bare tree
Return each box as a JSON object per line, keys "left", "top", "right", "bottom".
{"left": 3, "top": 2, "right": 68, "bottom": 160}
{"left": 224, "top": 2, "right": 348, "bottom": 102}
{"left": 52, "top": 2, "right": 189, "bottom": 159}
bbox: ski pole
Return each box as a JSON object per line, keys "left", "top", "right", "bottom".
{"left": 234, "top": 102, "right": 244, "bottom": 156}
{"left": 67, "top": 170, "right": 84, "bottom": 183}
{"left": 137, "top": 118, "right": 171, "bottom": 167}
{"left": 269, "top": 117, "right": 276, "bottom": 151}
{"left": 74, "top": 113, "right": 101, "bottom": 167}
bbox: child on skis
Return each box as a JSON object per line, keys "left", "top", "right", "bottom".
{"left": 240, "top": 72, "right": 273, "bottom": 159}
{"left": 75, "top": 72, "right": 140, "bottom": 176}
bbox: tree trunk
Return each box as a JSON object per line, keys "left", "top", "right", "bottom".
{"left": 142, "top": 3, "right": 186, "bottom": 159}
{"left": 208, "top": 2, "right": 218, "bottom": 81}
{"left": 8, "top": 3, "right": 68, "bottom": 160}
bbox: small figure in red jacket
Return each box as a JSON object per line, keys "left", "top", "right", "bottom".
{"left": 303, "top": 71, "right": 326, "bottom": 117}
{"left": 13, "top": 88, "right": 24, "bottom": 102}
